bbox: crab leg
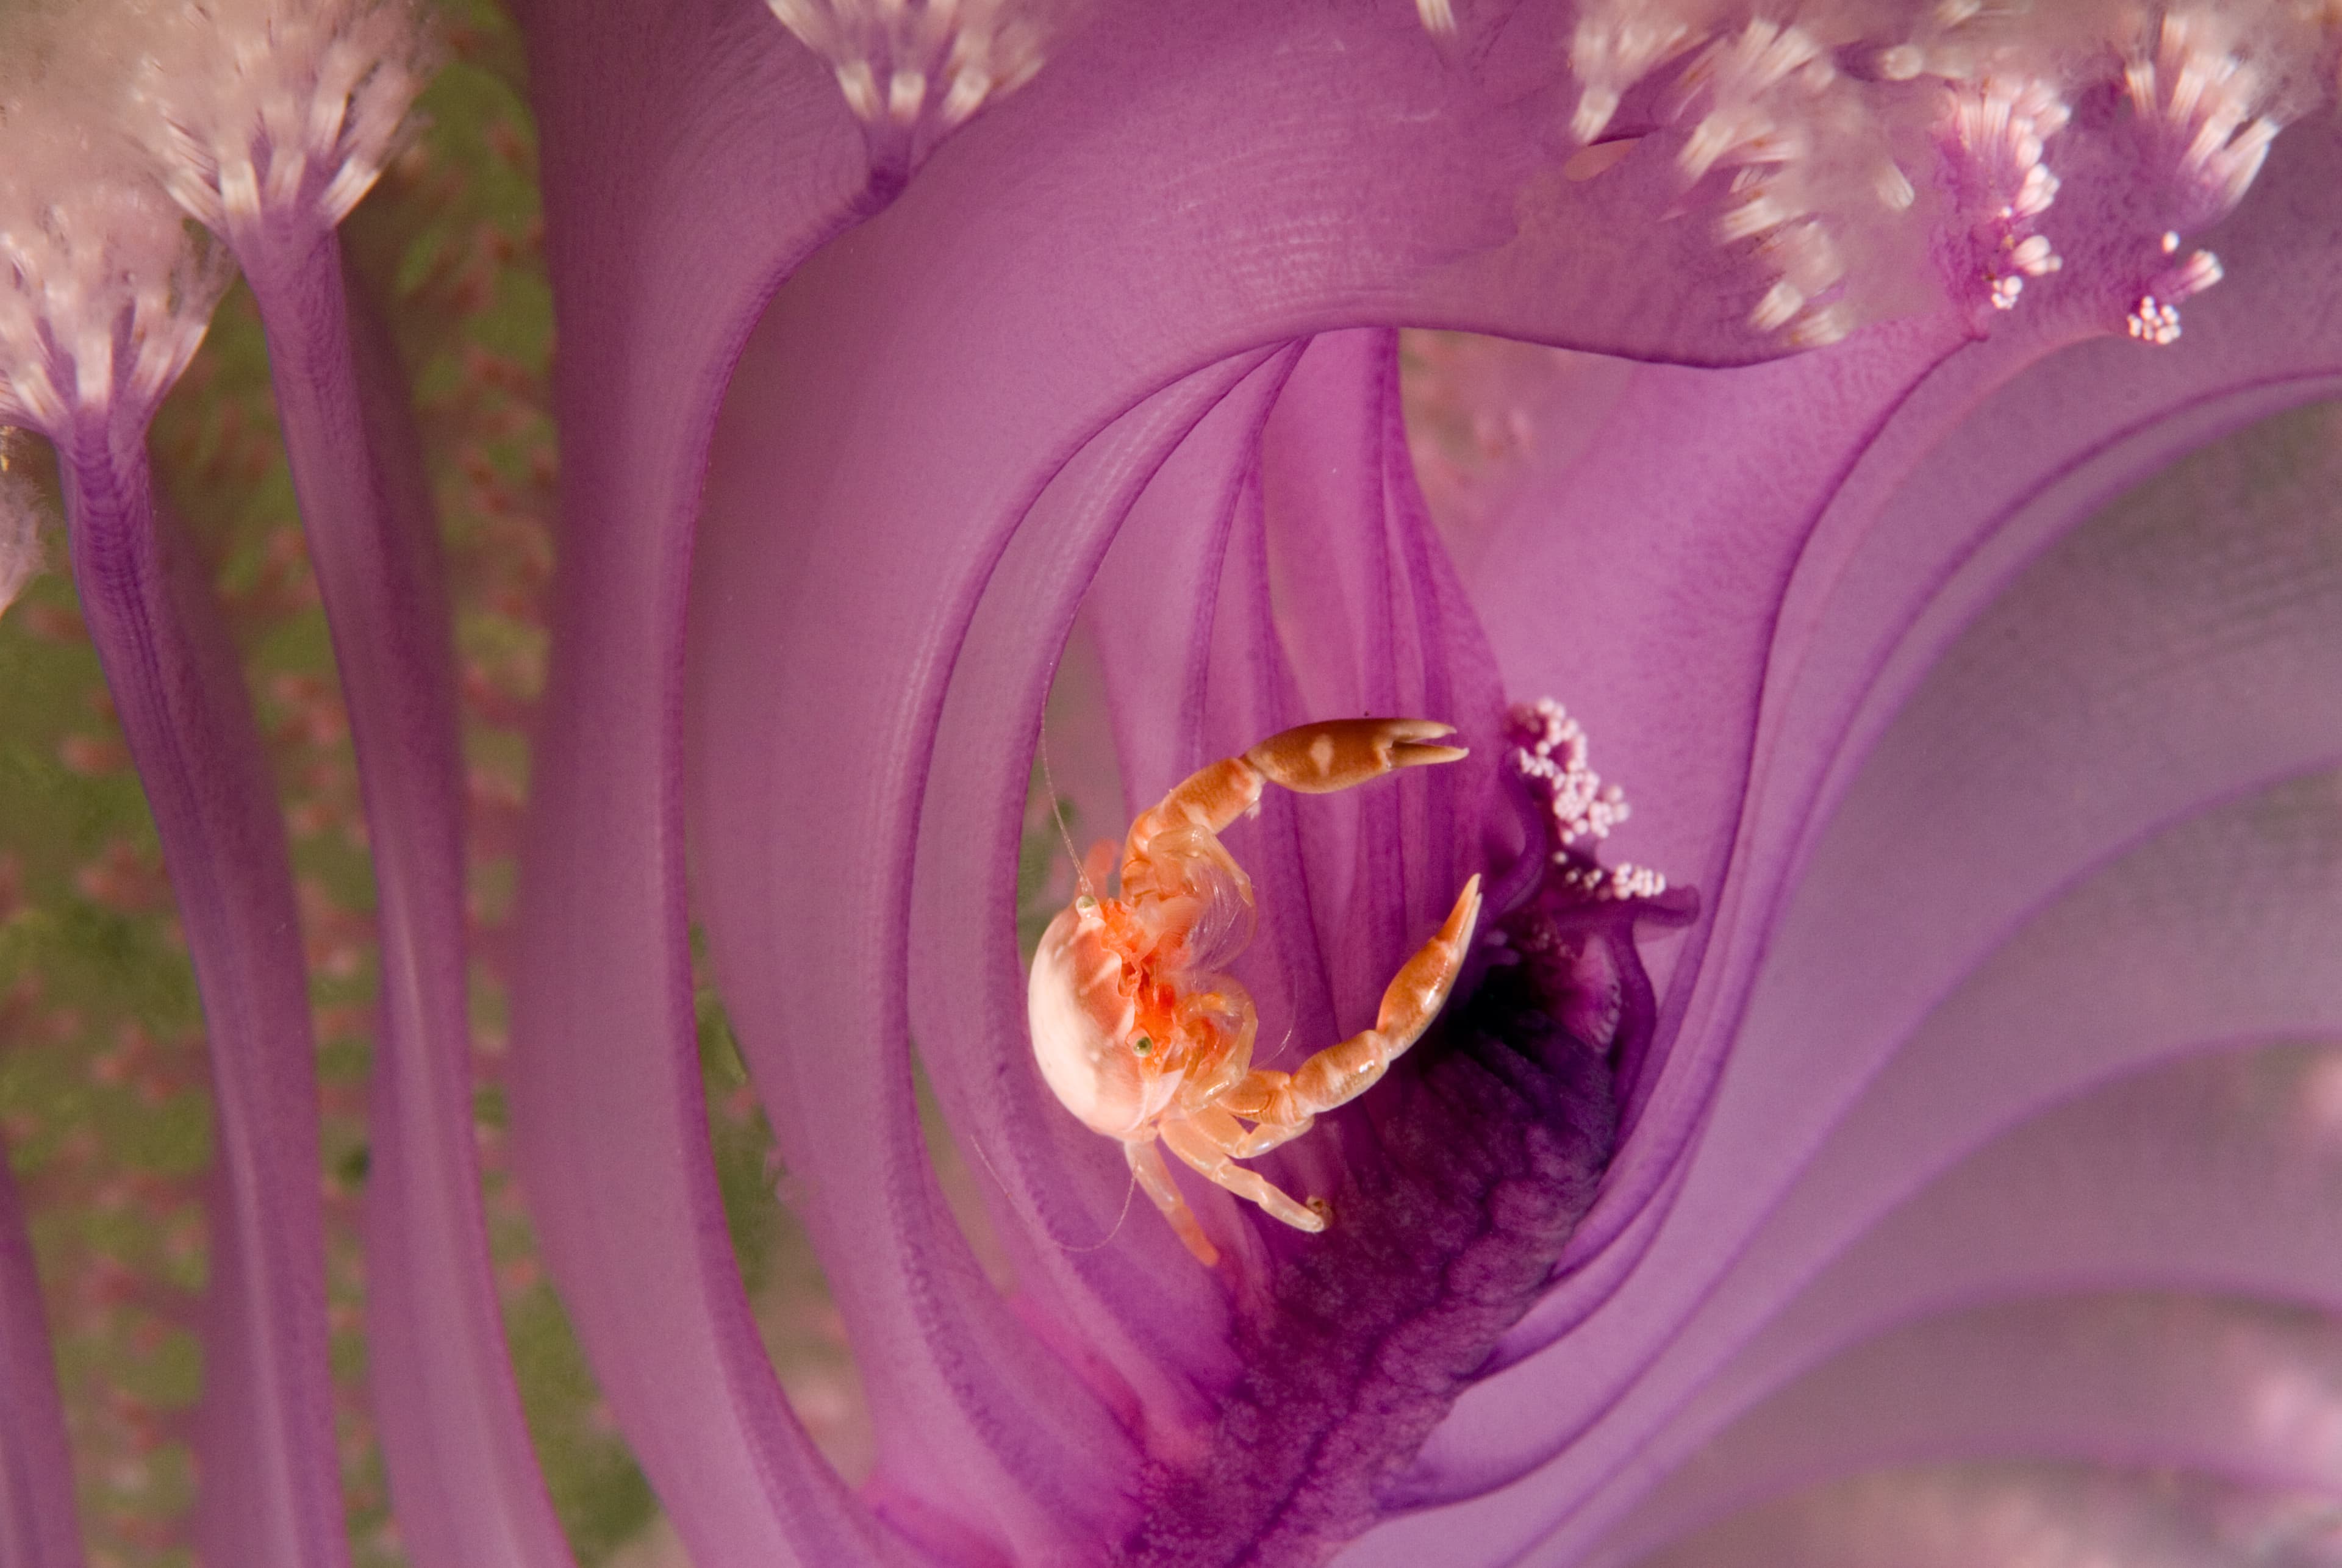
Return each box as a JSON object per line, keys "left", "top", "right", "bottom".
{"left": 1161, "top": 1111, "right": 1327, "bottom": 1234}
{"left": 1221, "top": 874, "right": 1483, "bottom": 1157}
{"left": 1122, "top": 718, "right": 1467, "bottom": 894}
{"left": 1125, "top": 1138, "right": 1220, "bottom": 1266}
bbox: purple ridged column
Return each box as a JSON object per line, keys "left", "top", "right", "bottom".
{"left": 235, "top": 223, "right": 575, "bottom": 1568}
{"left": 57, "top": 426, "right": 345, "bottom": 1568}
{"left": 0, "top": 1134, "right": 82, "bottom": 1568}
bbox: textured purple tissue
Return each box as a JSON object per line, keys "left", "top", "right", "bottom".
{"left": 30, "top": 0, "right": 2342, "bottom": 1564}
{"left": 496, "top": 3, "right": 2342, "bottom": 1567}
{"left": 1122, "top": 880, "right": 1691, "bottom": 1568}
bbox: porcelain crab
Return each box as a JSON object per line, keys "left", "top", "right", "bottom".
{"left": 1027, "top": 718, "right": 1482, "bottom": 1265}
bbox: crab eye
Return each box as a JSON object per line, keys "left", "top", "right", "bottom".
{"left": 1075, "top": 894, "right": 1098, "bottom": 911}
{"left": 1133, "top": 1036, "right": 1153, "bottom": 1055}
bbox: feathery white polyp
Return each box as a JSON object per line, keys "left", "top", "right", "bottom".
{"left": 1941, "top": 76, "right": 2069, "bottom": 317}
{"left": 1432, "top": 0, "right": 2342, "bottom": 345}
{"left": 0, "top": 71, "right": 230, "bottom": 437}
{"left": 2124, "top": 6, "right": 2304, "bottom": 221}
{"left": 767, "top": 0, "right": 1073, "bottom": 132}
{"left": 126, "top": 0, "right": 430, "bottom": 237}
{"left": 1568, "top": 0, "right": 1720, "bottom": 145}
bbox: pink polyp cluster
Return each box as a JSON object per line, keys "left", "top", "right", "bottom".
{"left": 1434, "top": 0, "right": 2341, "bottom": 346}
{"left": 1940, "top": 77, "right": 2067, "bottom": 315}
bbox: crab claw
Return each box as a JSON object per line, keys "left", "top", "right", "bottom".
{"left": 1242, "top": 717, "right": 1469, "bottom": 796}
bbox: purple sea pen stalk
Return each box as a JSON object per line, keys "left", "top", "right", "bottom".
{"left": 0, "top": 1137, "right": 82, "bottom": 1568}
{"left": 61, "top": 433, "right": 345, "bottom": 1568}
{"left": 0, "top": 56, "right": 349, "bottom": 1561}
{"left": 504, "top": 6, "right": 945, "bottom": 1563}
{"left": 121, "top": 5, "right": 573, "bottom": 1561}
{"left": 261, "top": 233, "right": 571, "bottom": 1568}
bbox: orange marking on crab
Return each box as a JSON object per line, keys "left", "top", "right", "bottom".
{"left": 1027, "top": 718, "right": 1483, "bottom": 1266}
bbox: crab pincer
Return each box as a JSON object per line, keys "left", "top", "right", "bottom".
{"left": 1243, "top": 717, "right": 1469, "bottom": 795}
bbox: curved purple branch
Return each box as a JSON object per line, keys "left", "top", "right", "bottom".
{"left": 665, "top": 2, "right": 1860, "bottom": 1557}
{"left": 1521, "top": 401, "right": 2342, "bottom": 1559}
{"left": 232, "top": 224, "right": 573, "bottom": 1568}
{"left": 1081, "top": 330, "right": 1526, "bottom": 1230}
{"left": 0, "top": 1136, "right": 81, "bottom": 1568}
{"left": 1243, "top": 332, "right": 1516, "bottom": 1024}
{"left": 528, "top": 4, "right": 2342, "bottom": 1564}
{"left": 1453, "top": 131, "right": 2342, "bottom": 1398}
{"left": 1591, "top": 1281, "right": 2342, "bottom": 1568}
{"left": 56, "top": 430, "right": 342, "bottom": 1568}
{"left": 1586, "top": 1034, "right": 2342, "bottom": 1566}
{"left": 531, "top": 0, "right": 1786, "bottom": 1556}
{"left": 910, "top": 349, "right": 1303, "bottom": 1453}
{"left": 698, "top": 348, "right": 1271, "bottom": 1559}
{"left": 1345, "top": 121, "right": 2342, "bottom": 1568}
{"left": 1545, "top": 768, "right": 2342, "bottom": 1565}
{"left": 507, "top": 3, "right": 906, "bottom": 1562}
{"left": 698, "top": 302, "right": 1652, "bottom": 1550}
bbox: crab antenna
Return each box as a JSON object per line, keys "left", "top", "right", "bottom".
{"left": 1036, "top": 725, "right": 1097, "bottom": 901}
{"left": 1054, "top": 1162, "right": 1142, "bottom": 1255}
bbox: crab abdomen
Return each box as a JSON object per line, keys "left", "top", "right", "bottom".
{"left": 1028, "top": 903, "right": 1184, "bottom": 1139}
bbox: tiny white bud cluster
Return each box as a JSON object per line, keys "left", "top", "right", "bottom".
{"left": 768, "top": 0, "right": 1067, "bottom": 134}
{"left": 1508, "top": 697, "right": 1630, "bottom": 848}
{"left": 2122, "top": 243, "right": 2224, "bottom": 345}
{"left": 2125, "top": 293, "right": 2183, "bottom": 345}
{"left": 1508, "top": 697, "right": 1674, "bottom": 903}
{"left": 127, "top": 0, "right": 431, "bottom": 237}
{"left": 1556, "top": 861, "right": 1669, "bottom": 902}
{"left": 0, "top": 90, "right": 231, "bottom": 436}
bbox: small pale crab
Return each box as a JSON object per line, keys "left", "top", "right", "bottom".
{"left": 1027, "top": 718, "right": 1483, "bottom": 1265}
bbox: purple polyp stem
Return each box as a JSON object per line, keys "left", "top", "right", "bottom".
{"left": 0, "top": 1134, "right": 83, "bottom": 1568}
{"left": 56, "top": 423, "right": 345, "bottom": 1568}
{"left": 236, "top": 227, "right": 573, "bottom": 1568}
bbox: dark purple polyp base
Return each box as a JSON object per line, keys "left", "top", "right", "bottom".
{"left": 1121, "top": 871, "right": 1694, "bottom": 1568}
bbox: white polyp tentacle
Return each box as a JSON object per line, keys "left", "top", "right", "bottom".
{"left": 0, "top": 76, "right": 232, "bottom": 439}
{"left": 1674, "top": 20, "right": 1831, "bottom": 185}
{"left": 1569, "top": 1, "right": 1716, "bottom": 145}
{"left": 1653, "top": 15, "right": 1925, "bottom": 348}
{"left": 1526, "top": 1, "right": 2340, "bottom": 348}
{"left": 129, "top": 0, "right": 432, "bottom": 241}
{"left": 2101, "top": 4, "right": 2314, "bottom": 344}
{"left": 2125, "top": 9, "right": 2284, "bottom": 217}
{"left": 768, "top": 0, "right": 1069, "bottom": 137}
{"left": 1938, "top": 71, "right": 2070, "bottom": 317}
